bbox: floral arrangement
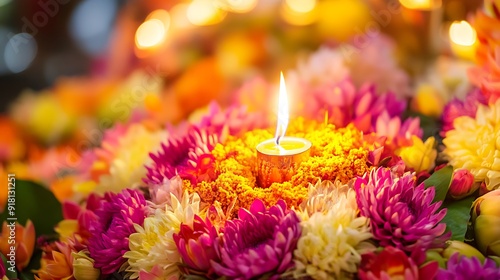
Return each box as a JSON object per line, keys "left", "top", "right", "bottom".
{"left": 2, "top": 1, "right": 500, "bottom": 280}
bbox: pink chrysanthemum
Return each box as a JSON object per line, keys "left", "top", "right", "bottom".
{"left": 88, "top": 189, "right": 147, "bottom": 275}
{"left": 436, "top": 253, "right": 500, "bottom": 280}
{"left": 198, "top": 102, "right": 269, "bottom": 137}
{"left": 354, "top": 168, "right": 450, "bottom": 253}
{"left": 174, "top": 215, "right": 220, "bottom": 278}
{"left": 144, "top": 125, "right": 219, "bottom": 185}
{"left": 441, "top": 89, "right": 487, "bottom": 136}
{"left": 299, "top": 78, "right": 407, "bottom": 134}
{"left": 211, "top": 199, "right": 301, "bottom": 279}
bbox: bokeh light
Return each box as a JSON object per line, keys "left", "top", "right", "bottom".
{"left": 216, "top": 0, "right": 258, "bottom": 13}
{"left": 285, "top": 0, "right": 317, "bottom": 13}
{"left": 399, "top": 0, "right": 442, "bottom": 10}
{"left": 69, "top": 0, "right": 119, "bottom": 55}
{"left": 449, "top": 20, "right": 476, "bottom": 46}
{"left": 4, "top": 33, "right": 37, "bottom": 73}
{"left": 187, "top": 0, "right": 227, "bottom": 26}
{"left": 135, "top": 19, "right": 167, "bottom": 50}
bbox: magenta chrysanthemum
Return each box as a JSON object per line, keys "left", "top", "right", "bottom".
{"left": 144, "top": 125, "right": 219, "bottom": 185}
{"left": 354, "top": 167, "right": 449, "bottom": 253}
{"left": 211, "top": 199, "right": 301, "bottom": 279}
{"left": 436, "top": 253, "right": 500, "bottom": 280}
{"left": 441, "top": 89, "right": 487, "bottom": 136}
{"left": 88, "top": 189, "right": 147, "bottom": 275}
{"left": 198, "top": 102, "right": 269, "bottom": 136}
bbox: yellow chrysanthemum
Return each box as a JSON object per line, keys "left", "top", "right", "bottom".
{"left": 124, "top": 191, "right": 200, "bottom": 279}
{"left": 294, "top": 180, "right": 374, "bottom": 279}
{"left": 396, "top": 135, "right": 437, "bottom": 173}
{"left": 444, "top": 101, "right": 500, "bottom": 190}
{"left": 93, "top": 124, "right": 165, "bottom": 193}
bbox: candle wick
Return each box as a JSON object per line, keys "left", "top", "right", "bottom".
{"left": 276, "top": 135, "right": 281, "bottom": 146}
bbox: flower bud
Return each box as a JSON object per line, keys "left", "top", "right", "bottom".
{"left": 442, "top": 241, "right": 485, "bottom": 262}
{"left": 72, "top": 251, "right": 100, "bottom": 280}
{"left": 449, "top": 169, "right": 477, "bottom": 199}
{"left": 471, "top": 189, "right": 500, "bottom": 257}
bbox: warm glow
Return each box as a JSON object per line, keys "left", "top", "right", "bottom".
{"left": 135, "top": 19, "right": 166, "bottom": 49}
{"left": 170, "top": 3, "right": 192, "bottom": 28}
{"left": 217, "top": 0, "right": 258, "bottom": 13}
{"left": 399, "top": 0, "right": 441, "bottom": 10}
{"left": 449, "top": 21, "right": 477, "bottom": 46}
{"left": 146, "top": 9, "right": 171, "bottom": 31}
{"left": 281, "top": 0, "right": 318, "bottom": 26}
{"left": 285, "top": 0, "right": 316, "bottom": 13}
{"left": 187, "top": 0, "right": 227, "bottom": 26}
{"left": 275, "top": 72, "right": 289, "bottom": 145}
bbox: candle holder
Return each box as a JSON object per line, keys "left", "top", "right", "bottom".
{"left": 256, "top": 137, "right": 311, "bottom": 188}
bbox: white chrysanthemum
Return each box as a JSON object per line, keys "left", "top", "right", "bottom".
{"left": 294, "top": 180, "right": 374, "bottom": 279}
{"left": 124, "top": 191, "right": 200, "bottom": 279}
{"left": 94, "top": 124, "right": 165, "bottom": 193}
{"left": 444, "top": 100, "right": 500, "bottom": 190}
{"left": 288, "top": 46, "right": 349, "bottom": 88}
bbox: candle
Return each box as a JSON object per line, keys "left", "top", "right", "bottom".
{"left": 399, "top": 0, "right": 443, "bottom": 55}
{"left": 449, "top": 20, "right": 477, "bottom": 61}
{"left": 256, "top": 72, "right": 312, "bottom": 188}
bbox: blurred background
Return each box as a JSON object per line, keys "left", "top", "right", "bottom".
{"left": 0, "top": 0, "right": 483, "bottom": 113}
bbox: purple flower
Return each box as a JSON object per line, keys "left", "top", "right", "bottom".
{"left": 441, "top": 89, "right": 487, "bottom": 136}
{"left": 436, "top": 253, "right": 500, "bottom": 280}
{"left": 144, "top": 125, "right": 219, "bottom": 185}
{"left": 355, "top": 168, "right": 450, "bottom": 253}
{"left": 88, "top": 189, "right": 147, "bottom": 275}
{"left": 211, "top": 199, "right": 301, "bottom": 279}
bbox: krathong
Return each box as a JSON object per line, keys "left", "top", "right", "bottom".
{"left": 1, "top": 1, "right": 500, "bottom": 280}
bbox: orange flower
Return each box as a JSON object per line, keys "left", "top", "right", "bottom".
{"left": 0, "top": 117, "right": 25, "bottom": 162}
{"left": 0, "top": 220, "right": 35, "bottom": 270}
{"left": 35, "top": 242, "right": 74, "bottom": 280}
{"left": 174, "top": 57, "right": 226, "bottom": 116}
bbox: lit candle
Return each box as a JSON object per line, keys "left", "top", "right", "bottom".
{"left": 256, "top": 72, "right": 312, "bottom": 188}
{"left": 449, "top": 20, "right": 477, "bottom": 61}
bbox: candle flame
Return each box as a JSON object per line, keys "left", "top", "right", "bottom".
{"left": 275, "top": 72, "right": 289, "bottom": 145}
{"left": 449, "top": 21, "right": 476, "bottom": 46}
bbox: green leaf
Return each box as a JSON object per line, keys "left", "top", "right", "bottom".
{"left": 424, "top": 166, "right": 453, "bottom": 202}
{"left": 442, "top": 196, "right": 475, "bottom": 241}
{"left": 1, "top": 253, "right": 18, "bottom": 279}
{"left": 0, "top": 180, "right": 63, "bottom": 236}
